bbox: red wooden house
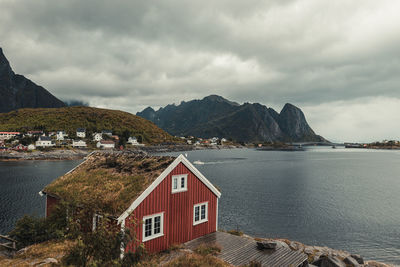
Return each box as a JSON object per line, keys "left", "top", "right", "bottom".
{"left": 41, "top": 152, "right": 221, "bottom": 254}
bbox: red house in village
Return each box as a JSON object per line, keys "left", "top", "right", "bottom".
{"left": 41, "top": 151, "right": 221, "bottom": 253}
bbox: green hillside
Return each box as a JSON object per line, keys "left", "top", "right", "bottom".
{"left": 0, "top": 106, "right": 175, "bottom": 144}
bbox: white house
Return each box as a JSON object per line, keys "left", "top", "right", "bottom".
{"left": 76, "top": 128, "right": 86, "bottom": 138}
{"left": 36, "top": 136, "right": 55, "bottom": 147}
{"left": 72, "top": 140, "right": 87, "bottom": 148}
{"left": 127, "top": 136, "right": 138, "bottom": 145}
{"left": 0, "top": 132, "right": 20, "bottom": 140}
{"left": 93, "top": 133, "right": 103, "bottom": 142}
{"left": 97, "top": 140, "right": 115, "bottom": 149}
{"left": 56, "top": 131, "right": 67, "bottom": 141}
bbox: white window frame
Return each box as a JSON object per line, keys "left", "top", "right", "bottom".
{"left": 171, "top": 174, "right": 188, "bottom": 193}
{"left": 142, "top": 212, "right": 164, "bottom": 242}
{"left": 92, "top": 213, "right": 103, "bottom": 231}
{"left": 193, "top": 202, "right": 208, "bottom": 225}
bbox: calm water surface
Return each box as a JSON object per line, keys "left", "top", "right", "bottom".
{"left": 1, "top": 148, "right": 399, "bottom": 264}
{"left": 0, "top": 160, "right": 82, "bottom": 233}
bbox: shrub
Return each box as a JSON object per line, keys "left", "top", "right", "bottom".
{"left": 165, "top": 253, "right": 229, "bottom": 267}
{"left": 194, "top": 243, "right": 221, "bottom": 256}
{"left": 227, "top": 229, "right": 243, "bottom": 236}
{"left": 62, "top": 209, "right": 142, "bottom": 267}
{"left": 121, "top": 245, "right": 147, "bottom": 267}
{"left": 8, "top": 215, "right": 48, "bottom": 248}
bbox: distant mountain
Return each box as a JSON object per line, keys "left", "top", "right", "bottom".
{"left": 137, "top": 95, "right": 326, "bottom": 143}
{"left": 0, "top": 48, "right": 65, "bottom": 113}
{"left": 0, "top": 106, "right": 174, "bottom": 144}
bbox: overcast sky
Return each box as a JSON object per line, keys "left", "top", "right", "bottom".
{"left": 1, "top": 0, "right": 400, "bottom": 142}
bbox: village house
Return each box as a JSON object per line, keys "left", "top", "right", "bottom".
{"left": 56, "top": 131, "right": 68, "bottom": 141}
{"left": 0, "top": 132, "right": 21, "bottom": 140}
{"left": 93, "top": 133, "right": 103, "bottom": 142}
{"left": 127, "top": 136, "right": 144, "bottom": 146}
{"left": 35, "top": 136, "right": 55, "bottom": 147}
{"left": 127, "top": 136, "right": 138, "bottom": 145}
{"left": 97, "top": 140, "right": 115, "bottom": 149}
{"left": 12, "top": 144, "right": 28, "bottom": 151}
{"left": 41, "top": 152, "right": 221, "bottom": 254}
{"left": 76, "top": 128, "right": 86, "bottom": 138}
{"left": 72, "top": 140, "right": 87, "bottom": 148}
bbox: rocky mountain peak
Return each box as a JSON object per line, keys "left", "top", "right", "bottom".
{"left": 0, "top": 48, "right": 65, "bottom": 113}
{"left": 137, "top": 95, "right": 326, "bottom": 142}
{"left": 203, "top": 95, "right": 239, "bottom": 106}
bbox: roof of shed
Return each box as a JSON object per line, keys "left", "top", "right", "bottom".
{"left": 43, "top": 151, "right": 175, "bottom": 216}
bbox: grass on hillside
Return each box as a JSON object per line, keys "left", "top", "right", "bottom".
{"left": 0, "top": 240, "right": 73, "bottom": 267}
{"left": 0, "top": 106, "right": 176, "bottom": 144}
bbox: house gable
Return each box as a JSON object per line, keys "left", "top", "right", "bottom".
{"left": 117, "top": 154, "right": 221, "bottom": 224}
{"left": 124, "top": 160, "right": 219, "bottom": 253}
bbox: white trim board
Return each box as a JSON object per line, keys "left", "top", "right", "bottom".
{"left": 117, "top": 154, "right": 221, "bottom": 224}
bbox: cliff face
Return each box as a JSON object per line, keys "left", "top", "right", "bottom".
{"left": 137, "top": 95, "right": 327, "bottom": 143}
{"left": 0, "top": 48, "right": 65, "bottom": 113}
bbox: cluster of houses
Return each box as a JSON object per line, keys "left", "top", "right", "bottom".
{"left": 180, "top": 136, "right": 228, "bottom": 146}
{"left": 0, "top": 129, "right": 144, "bottom": 151}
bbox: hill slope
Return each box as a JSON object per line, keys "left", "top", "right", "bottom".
{"left": 137, "top": 95, "right": 326, "bottom": 143}
{"left": 0, "top": 47, "right": 65, "bottom": 113}
{"left": 0, "top": 106, "right": 174, "bottom": 144}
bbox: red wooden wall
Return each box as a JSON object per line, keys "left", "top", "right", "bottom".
{"left": 46, "top": 195, "right": 59, "bottom": 217}
{"left": 125, "top": 162, "right": 218, "bottom": 253}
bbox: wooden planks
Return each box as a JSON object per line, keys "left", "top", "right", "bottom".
{"left": 185, "top": 232, "right": 307, "bottom": 267}
{"left": 0, "top": 234, "right": 17, "bottom": 250}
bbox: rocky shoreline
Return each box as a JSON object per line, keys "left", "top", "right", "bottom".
{"left": 252, "top": 235, "right": 397, "bottom": 267}
{"left": 0, "top": 145, "right": 241, "bottom": 161}
{"left": 0, "top": 149, "right": 90, "bottom": 161}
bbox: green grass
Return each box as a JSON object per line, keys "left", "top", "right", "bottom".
{"left": 0, "top": 106, "right": 176, "bottom": 144}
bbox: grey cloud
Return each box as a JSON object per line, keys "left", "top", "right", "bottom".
{"left": 1, "top": 0, "right": 400, "bottom": 141}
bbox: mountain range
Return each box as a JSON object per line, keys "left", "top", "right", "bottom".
{"left": 0, "top": 48, "right": 65, "bottom": 113}
{"left": 137, "top": 95, "right": 326, "bottom": 143}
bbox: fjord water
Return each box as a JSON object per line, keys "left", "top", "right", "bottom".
{"left": 164, "top": 147, "right": 400, "bottom": 264}
{"left": 0, "top": 148, "right": 399, "bottom": 264}
{"left": 0, "top": 160, "right": 82, "bottom": 234}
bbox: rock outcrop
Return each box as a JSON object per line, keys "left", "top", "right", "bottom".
{"left": 137, "top": 95, "right": 327, "bottom": 143}
{"left": 0, "top": 48, "right": 65, "bottom": 113}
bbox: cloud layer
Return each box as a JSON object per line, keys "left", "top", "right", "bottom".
{"left": 1, "top": 0, "right": 399, "bottom": 141}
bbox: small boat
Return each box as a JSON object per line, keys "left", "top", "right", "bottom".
{"left": 193, "top": 160, "right": 205, "bottom": 165}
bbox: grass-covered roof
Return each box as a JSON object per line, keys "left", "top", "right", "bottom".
{"left": 43, "top": 151, "right": 175, "bottom": 215}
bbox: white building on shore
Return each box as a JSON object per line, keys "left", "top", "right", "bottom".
{"left": 36, "top": 136, "right": 55, "bottom": 147}
{"left": 72, "top": 140, "right": 87, "bottom": 148}
{"left": 97, "top": 140, "right": 115, "bottom": 149}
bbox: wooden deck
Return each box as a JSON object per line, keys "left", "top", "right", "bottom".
{"left": 185, "top": 232, "right": 307, "bottom": 267}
